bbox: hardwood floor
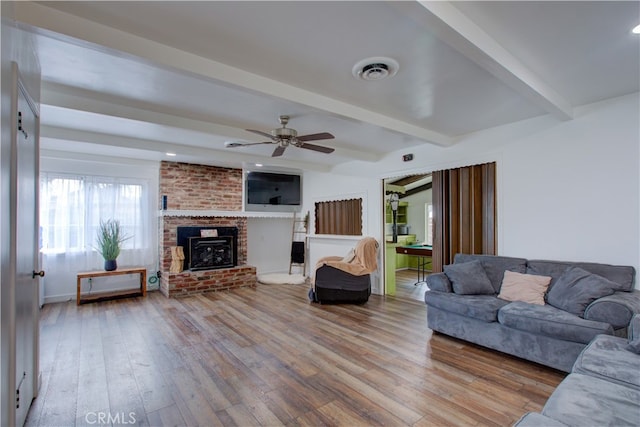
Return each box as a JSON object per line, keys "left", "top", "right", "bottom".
{"left": 394, "top": 269, "right": 429, "bottom": 302}
{"left": 27, "top": 283, "right": 565, "bottom": 427}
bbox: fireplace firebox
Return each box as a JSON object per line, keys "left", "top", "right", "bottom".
{"left": 177, "top": 226, "right": 238, "bottom": 271}
{"left": 188, "top": 237, "right": 233, "bottom": 270}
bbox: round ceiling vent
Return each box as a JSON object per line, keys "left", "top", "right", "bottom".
{"left": 352, "top": 57, "right": 399, "bottom": 81}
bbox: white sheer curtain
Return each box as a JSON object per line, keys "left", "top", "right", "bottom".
{"left": 40, "top": 173, "right": 154, "bottom": 299}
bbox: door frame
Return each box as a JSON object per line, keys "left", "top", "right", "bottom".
{"left": 381, "top": 173, "right": 433, "bottom": 296}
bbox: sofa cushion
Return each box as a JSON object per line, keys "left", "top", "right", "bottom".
{"left": 627, "top": 338, "right": 640, "bottom": 355}
{"left": 498, "top": 301, "right": 613, "bottom": 344}
{"left": 454, "top": 254, "right": 527, "bottom": 293}
{"left": 425, "top": 273, "right": 452, "bottom": 293}
{"left": 542, "top": 374, "right": 640, "bottom": 427}
{"left": 546, "top": 267, "right": 618, "bottom": 317}
{"left": 498, "top": 271, "right": 551, "bottom": 305}
{"left": 425, "top": 292, "right": 508, "bottom": 322}
{"left": 527, "top": 259, "right": 635, "bottom": 292}
{"left": 444, "top": 260, "right": 494, "bottom": 295}
{"left": 573, "top": 334, "right": 640, "bottom": 390}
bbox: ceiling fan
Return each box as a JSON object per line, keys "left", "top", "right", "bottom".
{"left": 225, "top": 115, "right": 335, "bottom": 157}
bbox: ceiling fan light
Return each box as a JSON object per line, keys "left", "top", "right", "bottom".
{"left": 273, "top": 127, "right": 297, "bottom": 139}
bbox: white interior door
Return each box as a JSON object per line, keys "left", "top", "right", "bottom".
{"left": 13, "top": 63, "right": 40, "bottom": 427}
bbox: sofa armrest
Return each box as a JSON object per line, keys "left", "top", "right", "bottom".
{"left": 426, "top": 272, "right": 452, "bottom": 293}
{"left": 629, "top": 314, "right": 640, "bottom": 341}
{"left": 584, "top": 290, "right": 640, "bottom": 331}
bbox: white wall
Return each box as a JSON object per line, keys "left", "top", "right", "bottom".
{"left": 329, "top": 93, "right": 639, "bottom": 288}
{"left": 302, "top": 171, "right": 384, "bottom": 294}
{"left": 499, "top": 95, "right": 638, "bottom": 265}
{"left": 246, "top": 217, "right": 293, "bottom": 274}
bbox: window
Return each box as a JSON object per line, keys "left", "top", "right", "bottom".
{"left": 40, "top": 173, "right": 153, "bottom": 266}
{"left": 315, "top": 198, "right": 363, "bottom": 235}
{"left": 425, "top": 203, "right": 433, "bottom": 245}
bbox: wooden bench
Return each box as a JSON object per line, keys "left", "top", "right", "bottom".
{"left": 76, "top": 267, "right": 147, "bottom": 305}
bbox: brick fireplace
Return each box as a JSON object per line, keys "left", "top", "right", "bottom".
{"left": 158, "top": 161, "right": 257, "bottom": 297}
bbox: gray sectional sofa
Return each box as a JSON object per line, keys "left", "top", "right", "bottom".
{"left": 514, "top": 314, "right": 640, "bottom": 426}
{"left": 425, "top": 254, "right": 640, "bottom": 372}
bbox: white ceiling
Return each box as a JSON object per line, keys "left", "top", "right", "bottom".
{"left": 12, "top": 1, "right": 640, "bottom": 173}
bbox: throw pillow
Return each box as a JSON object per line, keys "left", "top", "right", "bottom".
{"left": 546, "top": 266, "right": 618, "bottom": 317}
{"left": 627, "top": 338, "right": 640, "bottom": 354}
{"left": 444, "top": 260, "right": 494, "bottom": 295}
{"left": 498, "top": 271, "right": 552, "bottom": 305}
{"left": 341, "top": 248, "right": 356, "bottom": 263}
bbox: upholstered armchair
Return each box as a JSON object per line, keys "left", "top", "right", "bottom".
{"left": 309, "top": 237, "right": 379, "bottom": 304}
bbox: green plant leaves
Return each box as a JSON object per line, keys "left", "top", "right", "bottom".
{"left": 96, "top": 219, "right": 130, "bottom": 260}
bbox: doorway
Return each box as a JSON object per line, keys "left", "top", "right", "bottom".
{"left": 383, "top": 174, "right": 433, "bottom": 301}
{"left": 382, "top": 162, "right": 497, "bottom": 299}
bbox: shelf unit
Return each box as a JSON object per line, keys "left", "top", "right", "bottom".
{"left": 385, "top": 201, "right": 408, "bottom": 224}
{"left": 289, "top": 211, "right": 309, "bottom": 275}
{"left": 76, "top": 267, "right": 147, "bottom": 305}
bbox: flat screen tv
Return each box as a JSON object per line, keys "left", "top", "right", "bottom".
{"left": 245, "top": 170, "right": 302, "bottom": 212}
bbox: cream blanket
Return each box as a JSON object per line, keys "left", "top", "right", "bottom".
{"left": 312, "top": 237, "right": 379, "bottom": 290}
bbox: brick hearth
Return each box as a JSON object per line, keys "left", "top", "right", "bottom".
{"left": 158, "top": 162, "right": 257, "bottom": 297}
{"left": 162, "top": 265, "right": 257, "bottom": 297}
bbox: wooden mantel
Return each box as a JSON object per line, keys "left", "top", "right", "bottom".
{"left": 159, "top": 210, "right": 294, "bottom": 219}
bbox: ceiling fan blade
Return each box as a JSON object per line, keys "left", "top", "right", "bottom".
{"left": 246, "top": 129, "right": 274, "bottom": 139}
{"left": 297, "top": 132, "right": 335, "bottom": 142}
{"left": 225, "top": 141, "right": 272, "bottom": 148}
{"left": 299, "top": 142, "right": 335, "bottom": 154}
{"left": 272, "top": 145, "right": 286, "bottom": 157}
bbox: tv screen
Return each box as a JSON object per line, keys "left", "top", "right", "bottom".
{"left": 245, "top": 171, "right": 301, "bottom": 212}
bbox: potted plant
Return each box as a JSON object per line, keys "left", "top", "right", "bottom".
{"left": 96, "top": 219, "right": 129, "bottom": 271}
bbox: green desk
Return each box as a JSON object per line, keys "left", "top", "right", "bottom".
{"left": 396, "top": 244, "right": 432, "bottom": 286}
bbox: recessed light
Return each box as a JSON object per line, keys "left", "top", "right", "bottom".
{"left": 165, "top": 152, "right": 177, "bottom": 157}
{"left": 633, "top": 24, "right": 640, "bottom": 34}
{"left": 255, "top": 163, "right": 263, "bottom": 167}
